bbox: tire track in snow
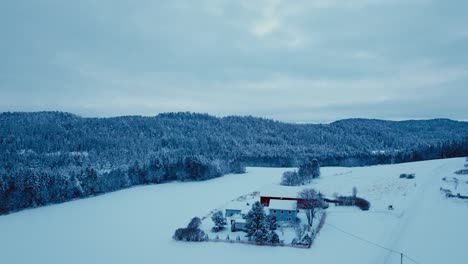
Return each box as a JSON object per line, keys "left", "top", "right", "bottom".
{"left": 379, "top": 161, "right": 449, "bottom": 264}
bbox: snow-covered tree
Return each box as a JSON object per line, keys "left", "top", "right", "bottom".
{"left": 245, "top": 201, "right": 269, "bottom": 244}
{"left": 299, "top": 159, "right": 320, "bottom": 183}
{"left": 211, "top": 211, "right": 227, "bottom": 232}
{"left": 187, "top": 217, "right": 202, "bottom": 229}
{"left": 0, "top": 112, "right": 466, "bottom": 215}
{"left": 266, "top": 215, "right": 277, "bottom": 231}
{"left": 268, "top": 231, "right": 280, "bottom": 244}
{"left": 173, "top": 217, "right": 207, "bottom": 242}
{"left": 298, "top": 188, "right": 323, "bottom": 227}
{"left": 281, "top": 170, "right": 301, "bottom": 186}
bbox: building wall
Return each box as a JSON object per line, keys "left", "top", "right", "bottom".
{"left": 268, "top": 208, "right": 298, "bottom": 221}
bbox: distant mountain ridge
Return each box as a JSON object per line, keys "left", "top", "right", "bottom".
{"left": 1, "top": 111, "right": 467, "bottom": 165}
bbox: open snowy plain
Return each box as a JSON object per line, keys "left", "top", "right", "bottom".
{"left": 1, "top": 158, "right": 467, "bottom": 264}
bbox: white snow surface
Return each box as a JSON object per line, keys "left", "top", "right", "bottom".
{"left": 268, "top": 199, "right": 297, "bottom": 210}
{"left": 1, "top": 158, "right": 468, "bottom": 264}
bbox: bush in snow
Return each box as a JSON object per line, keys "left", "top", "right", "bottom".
{"left": 211, "top": 211, "right": 227, "bottom": 232}
{"left": 337, "top": 195, "right": 371, "bottom": 211}
{"left": 267, "top": 231, "right": 280, "bottom": 244}
{"left": 400, "top": 173, "right": 416, "bottom": 179}
{"left": 455, "top": 169, "right": 468, "bottom": 175}
{"left": 301, "top": 234, "right": 312, "bottom": 247}
{"left": 172, "top": 217, "right": 207, "bottom": 242}
{"left": 354, "top": 197, "right": 371, "bottom": 211}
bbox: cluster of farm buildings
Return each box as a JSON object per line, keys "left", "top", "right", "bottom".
{"left": 225, "top": 196, "right": 314, "bottom": 232}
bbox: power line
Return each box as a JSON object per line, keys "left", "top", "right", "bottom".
{"left": 325, "top": 222, "right": 421, "bottom": 264}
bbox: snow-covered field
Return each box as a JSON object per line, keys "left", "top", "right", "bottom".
{"left": 1, "top": 158, "right": 467, "bottom": 264}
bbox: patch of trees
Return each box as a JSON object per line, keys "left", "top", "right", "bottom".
{"left": 281, "top": 159, "right": 320, "bottom": 186}
{"left": 0, "top": 156, "right": 240, "bottom": 215}
{"left": 173, "top": 217, "right": 208, "bottom": 242}
{"left": 1, "top": 112, "right": 467, "bottom": 215}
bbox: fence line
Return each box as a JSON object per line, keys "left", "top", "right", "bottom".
{"left": 207, "top": 238, "right": 310, "bottom": 249}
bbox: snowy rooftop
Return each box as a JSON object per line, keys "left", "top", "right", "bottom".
{"left": 268, "top": 200, "right": 297, "bottom": 210}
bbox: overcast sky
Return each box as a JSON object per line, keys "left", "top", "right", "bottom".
{"left": 1, "top": 0, "right": 467, "bottom": 123}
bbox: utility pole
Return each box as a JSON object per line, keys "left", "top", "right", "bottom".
{"left": 401, "top": 253, "right": 403, "bottom": 264}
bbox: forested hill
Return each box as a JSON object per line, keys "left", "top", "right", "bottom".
{"left": 1, "top": 112, "right": 467, "bottom": 167}
{"left": 0, "top": 111, "right": 467, "bottom": 214}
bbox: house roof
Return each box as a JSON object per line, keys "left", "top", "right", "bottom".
{"left": 268, "top": 200, "right": 297, "bottom": 210}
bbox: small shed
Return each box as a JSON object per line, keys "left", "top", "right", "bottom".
{"left": 268, "top": 200, "right": 298, "bottom": 222}
{"left": 225, "top": 209, "right": 242, "bottom": 217}
{"left": 230, "top": 215, "right": 248, "bottom": 232}
{"left": 225, "top": 201, "right": 248, "bottom": 217}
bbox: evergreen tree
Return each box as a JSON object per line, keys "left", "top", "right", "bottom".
{"left": 311, "top": 159, "right": 320, "bottom": 179}
{"left": 0, "top": 176, "right": 7, "bottom": 213}
{"left": 268, "top": 231, "right": 280, "bottom": 244}
{"left": 211, "top": 211, "right": 227, "bottom": 232}
{"left": 0, "top": 112, "right": 466, "bottom": 215}
{"left": 245, "top": 202, "right": 269, "bottom": 244}
{"left": 266, "top": 215, "right": 277, "bottom": 231}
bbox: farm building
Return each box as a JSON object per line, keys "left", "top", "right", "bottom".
{"left": 225, "top": 209, "right": 242, "bottom": 217}
{"left": 230, "top": 215, "right": 248, "bottom": 232}
{"left": 267, "top": 200, "right": 299, "bottom": 222}
{"left": 225, "top": 202, "right": 248, "bottom": 217}
{"left": 261, "top": 195, "right": 329, "bottom": 209}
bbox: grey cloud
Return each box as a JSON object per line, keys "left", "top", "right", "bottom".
{"left": 1, "top": 0, "right": 467, "bottom": 122}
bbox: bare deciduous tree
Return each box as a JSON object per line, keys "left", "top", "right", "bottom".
{"left": 298, "top": 188, "right": 323, "bottom": 227}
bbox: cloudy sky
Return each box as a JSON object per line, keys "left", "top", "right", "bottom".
{"left": 1, "top": 0, "right": 467, "bottom": 123}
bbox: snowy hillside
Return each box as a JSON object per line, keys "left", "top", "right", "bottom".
{"left": 1, "top": 158, "right": 467, "bottom": 264}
